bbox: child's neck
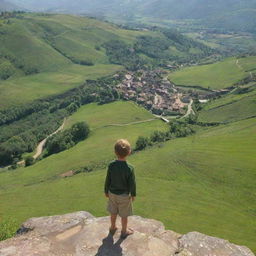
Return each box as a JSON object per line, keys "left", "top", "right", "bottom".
{"left": 117, "top": 157, "right": 126, "bottom": 161}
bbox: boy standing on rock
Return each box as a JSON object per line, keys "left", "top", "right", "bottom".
{"left": 104, "top": 139, "right": 136, "bottom": 238}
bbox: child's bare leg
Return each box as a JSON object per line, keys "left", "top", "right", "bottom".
{"left": 110, "top": 214, "right": 117, "bottom": 230}
{"left": 121, "top": 217, "right": 133, "bottom": 237}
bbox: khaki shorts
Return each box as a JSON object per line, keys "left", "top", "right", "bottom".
{"left": 107, "top": 192, "right": 133, "bottom": 217}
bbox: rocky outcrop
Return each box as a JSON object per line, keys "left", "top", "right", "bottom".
{"left": 0, "top": 211, "right": 254, "bottom": 256}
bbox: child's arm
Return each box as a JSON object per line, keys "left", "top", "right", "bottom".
{"left": 104, "top": 167, "right": 111, "bottom": 197}
{"left": 128, "top": 168, "right": 136, "bottom": 200}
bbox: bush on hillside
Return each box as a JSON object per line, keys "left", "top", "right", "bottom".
{"left": 25, "top": 156, "right": 34, "bottom": 167}
{"left": 169, "top": 120, "right": 195, "bottom": 137}
{"left": 45, "top": 122, "right": 90, "bottom": 156}
{"left": 135, "top": 136, "right": 150, "bottom": 151}
{"left": 0, "top": 136, "right": 27, "bottom": 165}
{"left": 150, "top": 130, "right": 166, "bottom": 143}
{"left": 134, "top": 120, "right": 195, "bottom": 152}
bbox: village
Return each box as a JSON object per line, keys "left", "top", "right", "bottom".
{"left": 116, "top": 70, "right": 191, "bottom": 116}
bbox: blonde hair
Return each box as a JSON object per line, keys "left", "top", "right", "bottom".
{"left": 114, "top": 139, "right": 131, "bottom": 158}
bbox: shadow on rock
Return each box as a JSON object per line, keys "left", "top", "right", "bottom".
{"left": 95, "top": 232, "right": 124, "bottom": 256}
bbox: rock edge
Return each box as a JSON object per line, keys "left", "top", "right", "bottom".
{"left": 0, "top": 211, "right": 254, "bottom": 256}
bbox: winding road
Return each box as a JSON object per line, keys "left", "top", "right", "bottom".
{"left": 33, "top": 118, "right": 66, "bottom": 159}
{"left": 14, "top": 118, "right": 67, "bottom": 166}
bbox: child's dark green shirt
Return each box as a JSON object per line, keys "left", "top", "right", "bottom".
{"left": 104, "top": 160, "right": 136, "bottom": 197}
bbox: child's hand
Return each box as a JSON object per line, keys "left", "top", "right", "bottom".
{"left": 105, "top": 193, "right": 109, "bottom": 198}
{"left": 130, "top": 196, "right": 136, "bottom": 202}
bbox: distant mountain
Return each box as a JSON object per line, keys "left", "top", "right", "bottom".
{"left": 0, "top": 0, "right": 20, "bottom": 11}
{"left": 7, "top": 0, "right": 256, "bottom": 33}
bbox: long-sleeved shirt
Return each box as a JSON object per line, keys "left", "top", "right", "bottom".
{"left": 104, "top": 160, "right": 136, "bottom": 197}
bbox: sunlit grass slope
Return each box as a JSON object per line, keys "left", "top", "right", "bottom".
{"left": 169, "top": 56, "right": 256, "bottom": 89}
{"left": 0, "top": 64, "right": 121, "bottom": 109}
{"left": 0, "top": 13, "right": 153, "bottom": 109}
{"left": 0, "top": 101, "right": 168, "bottom": 188}
{"left": 198, "top": 84, "right": 256, "bottom": 123}
{"left": 0, "top": 102, "right": 255, "bottom": 252}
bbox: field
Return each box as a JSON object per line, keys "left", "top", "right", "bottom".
{"left": 0, "top": 13, "right": 151, "bottom": 110}
{"left": 0, "top": 13, "right": 214, "bottom": 110}
{"left": 168, "top": 56, "right": 256, "bottom": 89}
{"left": 0, "top": 101, "right": 168, "bottom": 188}
{"left": 0, "top": 101, "right": 255, "bottom": 252}
{"left": 198, "top": 84, "right": 256, "bottom": 123}
{"left": 0, "top": 64, "right": 121, "bottom": 109}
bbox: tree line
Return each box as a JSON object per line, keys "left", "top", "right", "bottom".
{"left": 103, "top": 28, "right": 216, "bottom": 71}
{"left": 0, "top": 74, "right": 123, "bottom": 166}
{"left": 44, "top": 122, "right": 90, "bottom": 157}
{"left": 135, "top": 120, "right": 195, "bottom": 151}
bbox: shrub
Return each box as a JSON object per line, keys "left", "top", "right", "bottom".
{"left": 150, "top": 131, "right": 166, "bottom": 143}
{"left": 71, "top": 122, "right": 90, "bottom": 142}
{"left": 135, "top": 136, "right": 149, "bottom": 151}
{"left": 45, "top": 122, "right": 90, "bottom": 156}
{"left": 25, "top": 156, "right": 34, "bottom": 167}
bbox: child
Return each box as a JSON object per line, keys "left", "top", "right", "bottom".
{"left": 104, "top": 139, "right": 136, "bottom": 238}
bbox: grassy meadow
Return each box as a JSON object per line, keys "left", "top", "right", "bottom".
{"left": 0, "top": 13, "right": 151, "bottom": 110}
{"left": 169, "top": 56, "right": 256, "bottom": 89}
{"left": 198, "top": 84, "right": 256, "bottom": 123}
{"left": 0, "top": 13, "right": 213, "bottom": 110}
{"left": 0, "top": 64, "right": 121, "bottom": 109}
{"left": 0, "top": 101, "right": 255, "bottom": 252}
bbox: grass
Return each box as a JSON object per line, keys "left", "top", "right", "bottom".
{"left": 0, "top": 13, "right": 152, "bottom": 110}
{"left": 0, "top": 101, "right": 168, "bottom": 188}
{"left": 0, "top": 101, "right": 255, "bottom": 252}
{"left": 0, "top": 64, "right": 121, "bottom": 109}
{"left": 169, "top": 56, "right": 256, "bottom": 89}
{"left": 65, "top": 101, "right": 154, "bottom": 129}
{"left": 198, "top": 84, "right": 256, "bottom": 123}
{"left": 0, "top": 117, "right": 255, "bottom": 252}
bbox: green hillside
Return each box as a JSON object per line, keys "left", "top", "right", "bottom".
{"left": 0, "top": 101, "right": 255, "bottom": 252}
{"left": 169, "top": 56, "right": 256, "bottom": 89}
{"left": 0, "top": 64, "right": 121, "bottom": 109}
{"left": 198, "top": 83, "right": 256, "bottom": 123}
{"left": 0, "top": 13, "right": 213, "bottom": 110}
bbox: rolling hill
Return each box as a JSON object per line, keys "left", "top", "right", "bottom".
{"left": 0, "top": 100, "right": 255, "bottom": 252}
{"left": 0, "top": 7, "right": 255, "bottom": 254}
{"left": 0, "top": 13, "right": 213, "bottom": 110}
{"left": 198, "top": 83, "right": 256, "bottom": 123}
{"left": 168, "top": 56, "right": 256, "bottom": 90}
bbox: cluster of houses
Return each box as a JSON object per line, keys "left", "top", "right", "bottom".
{"left": 116, "top": 70, "right": 190, "bottom": 116}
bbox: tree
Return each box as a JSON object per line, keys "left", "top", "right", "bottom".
{"left": 0, "top": 136, "right": 27, "bottom": 165}
{"left": 135, "top": 136, "right": 149, "bottom": 151}
{"left": 45, "top": 122, "right": 90, "bottom": 157}
{"left": 25, "top": 156, "right": 34, "bottom": 167}
{"left": 71, "top": 122, "right": 90, "bottom": 142}
{"left": 150, "top": 131, "right": 166, "bottom": 143}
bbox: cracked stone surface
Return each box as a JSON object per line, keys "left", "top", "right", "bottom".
{"left": 0, "top": 211, "right": 254, "bottom": 256}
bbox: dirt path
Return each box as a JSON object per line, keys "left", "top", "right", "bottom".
{"left": 97, "top": 118, "right": 158, "bottom": 129}
{"left": 236, "top": 59, "right": 243, "bottom": 70}
{"left": 33, "top": 118, "right": 66, "bottom": 159}
{"left": 181, "top": 99, "right": 194, "bottom": 119}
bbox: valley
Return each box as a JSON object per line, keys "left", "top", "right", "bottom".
{"left": 0, "top": 7, "right": 255, "bottom": 254}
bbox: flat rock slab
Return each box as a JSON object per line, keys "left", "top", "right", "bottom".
{"left": 0, "top": 211, "right": 254, "bottom": 256}
{"left": 177, "top": 232, "right": 254, "bottom": 256}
